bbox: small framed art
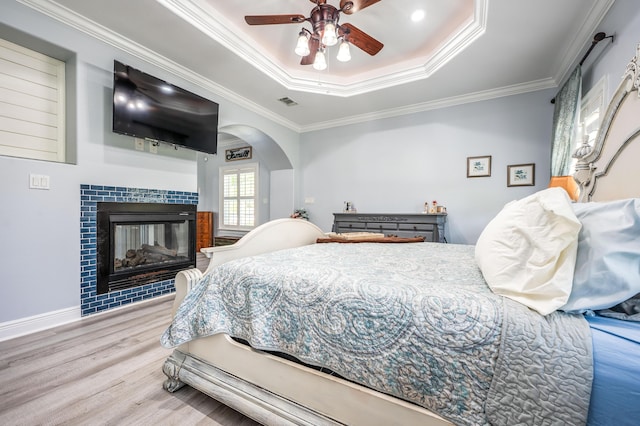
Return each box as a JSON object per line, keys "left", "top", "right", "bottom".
{"left": 225, "top": 146, "right": 252, "bottom": 162}
{"left": 507, "top": 163, "right": 535, "bottom": 186}
{"left": 467, "top": 156, "right": 492, "bottom": 177}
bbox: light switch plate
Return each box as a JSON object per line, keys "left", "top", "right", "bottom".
{"left": 29, "top": 174, "right": 50, "bottom": 190}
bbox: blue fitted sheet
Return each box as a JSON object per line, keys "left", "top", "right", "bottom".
{"left": 587, "top": 315, "right": 640, "bottom": 425}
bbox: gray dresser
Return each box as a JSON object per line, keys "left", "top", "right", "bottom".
{"left": 332, "top": 213, "right": 447, "bottom": 243}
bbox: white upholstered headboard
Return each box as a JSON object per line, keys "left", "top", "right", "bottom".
{"left": 574, "top": 43, "right": 640, "bottom": 202}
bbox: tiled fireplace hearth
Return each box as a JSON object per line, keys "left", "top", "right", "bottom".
{"left": 80, "top": 185, "right": 197, "bottom": 316}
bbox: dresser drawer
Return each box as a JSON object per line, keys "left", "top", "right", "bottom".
{"left": 335, "top": 221, "right": 367, "bottom": 231}
{"left": 366, "top": 222, "right": 398, "bottom": 232}
{"left": 398, "top": 223, "right": 435, "bottom": 232}
{"left": 395, "top": 230, "right": 435, "bottom": 240}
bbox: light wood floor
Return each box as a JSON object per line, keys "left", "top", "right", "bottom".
{"left": 0, "top": 294, "right": 259, "bottom": 426}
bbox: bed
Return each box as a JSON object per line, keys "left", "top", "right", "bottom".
{"left": 161, "top": 43, "right": 640, "bottom": 426}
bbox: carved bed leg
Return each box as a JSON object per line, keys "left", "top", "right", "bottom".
{"left": 162, "top": 350, "right": 187, "bottom": 392}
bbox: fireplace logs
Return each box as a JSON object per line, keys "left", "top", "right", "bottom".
{"left": 115, "top": 243, "right": 185, "bottom": 269}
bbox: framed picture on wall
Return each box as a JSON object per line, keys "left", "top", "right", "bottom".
{"left": 225, "top": 146, "right": 252, "bottom": 162}
{"left": 507, "top": 163, "right": 535, "bottom": 186}
{"left": 467, "top": 156, "right": 492, "bottom": 177}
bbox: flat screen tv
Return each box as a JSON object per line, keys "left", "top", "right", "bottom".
{"left": 112, "top": 60, "right": 218, "bottom": 155}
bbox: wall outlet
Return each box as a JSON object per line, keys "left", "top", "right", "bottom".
{"left": 304, "top": 197, "right": 315, "bottom": 204}
{"left": 149, "top": 142, "right": 158, "bottom": 154}
{"left": 134, "top": 138, "right": 145, "bottom": 151}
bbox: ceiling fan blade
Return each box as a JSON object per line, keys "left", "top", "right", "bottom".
{"left": 245, "top": 14, "right": 306, "bottom": 25}
{"left": 341, "top": 23, "right": 383, "bottom": 55}
{"left": 301, "top": 37, "right": 320, "bottom": 65}
{"left": 340, "top": 0, "right": 381, "bottom": 15}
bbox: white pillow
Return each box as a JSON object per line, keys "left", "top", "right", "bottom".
{"left": 475, "top": 188, "right": 581, "bottom": 315}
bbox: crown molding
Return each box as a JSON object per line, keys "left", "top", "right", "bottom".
{"left": 158, "top": 0, "right": 488, "bottom": 97}
{"left": 300, "top": 77, "right": 557, "bottom": 133}
{"left": 17, "top": 0, "right": 303, "bottom": 133}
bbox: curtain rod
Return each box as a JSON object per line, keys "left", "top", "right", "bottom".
{"left": 579, "top": 32, "right": 614, "bottom": 66}
{"left": 551, "top": 32, "right": 615, "bottom": 104}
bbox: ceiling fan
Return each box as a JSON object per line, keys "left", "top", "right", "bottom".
{"left": 245, "top": 0, "right": 384, "bottom": 70}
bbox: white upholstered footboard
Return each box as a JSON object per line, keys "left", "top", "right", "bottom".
{"left": 200, "top": 218, "right": 327, "bottom": 270}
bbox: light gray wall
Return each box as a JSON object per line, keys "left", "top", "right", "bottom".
{"left": 0, "top": 2, "right": 298, "bottom": 324}
{"left": 271, "top": 169, "right": 295, "bottom": 219}
{"left": 298, "top": 0, "right": 640, "bottom": 244}
{"left": 299, "top": 89, "right": 555, "bottom": 244}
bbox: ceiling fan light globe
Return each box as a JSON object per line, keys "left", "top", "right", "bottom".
{"left": 337, "top": 40, "right": 351, "bottom": 62}
{"left": 322, "top": 22, "right": 338, "bottom": 46}
{"left": 313, "top": 49, "right": 327, "bottom": 71}
{"left": 295, "top": 33, "right": 311, "bottom": 56}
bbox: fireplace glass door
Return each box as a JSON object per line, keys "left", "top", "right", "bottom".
{"left": 97, "top": 202, "right": 196, "bottom": 294}
{"left": 113, "top": 220, "right": 190, "bottom": 272}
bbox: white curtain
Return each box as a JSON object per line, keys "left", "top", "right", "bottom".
{"left": 550, "top": 66, "right": 582, "bottom": 177}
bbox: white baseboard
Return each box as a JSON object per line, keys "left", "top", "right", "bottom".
{"left": 0, "top": 294, "right": 175, "bottom": 342}
{"left": 0, "top": 306, "right": 81, "bottom": 342}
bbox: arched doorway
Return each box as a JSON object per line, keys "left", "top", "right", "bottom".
{"left": 197, "top": 124, "right": 296, "bottom": 226}
{"left": 219, "top": 124, "right": 293, "bottom": 170}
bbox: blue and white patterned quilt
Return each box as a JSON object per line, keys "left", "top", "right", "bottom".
{"left": 161, "top": 242, "right": 592, "bottom": 425}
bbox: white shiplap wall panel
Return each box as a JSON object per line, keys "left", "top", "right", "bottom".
{"left": 0, "top": 116, "right": 57, "bottom": 140}
{"left": 0, "top": 128, "right": 56, "bottom": 151}
{"left": 0, "top": 133, "right": 58, "bottom": 161}
{"left": 0, "top": 57, "right": 59, "bottom": 89}
{"left": 0, "top": 86, "right": 58, "bottom": 114}
{"left": 0, "top": 38, "right": 65, "bottom": 162}
{"left": 0, "top": 100, "right": 58, "bottom": 127}
{"left": 0, "top": 42, "right": 59, "bottom": 76}
{"left": 0, "top": 74, "right": 59, "bottom": 104}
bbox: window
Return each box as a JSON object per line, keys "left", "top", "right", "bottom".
{"left": 220, "top": 162, "right": 258, "bottom": 231}
{"left": 577, "top": 76, "right": 607, "bottom": 155}
{"left": 567, "top": 75, "right": 606, "bottom": 172}
{"left": 0, "top": 38, "right": 66, "bottom": 162}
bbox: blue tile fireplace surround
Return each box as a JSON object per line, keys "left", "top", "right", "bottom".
{"left": 80, "top": 185, "right": 198, "bottom": 316}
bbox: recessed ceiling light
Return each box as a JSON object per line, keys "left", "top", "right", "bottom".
{"left": 411, "top": 9, "right": 425, "bottom": 22}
